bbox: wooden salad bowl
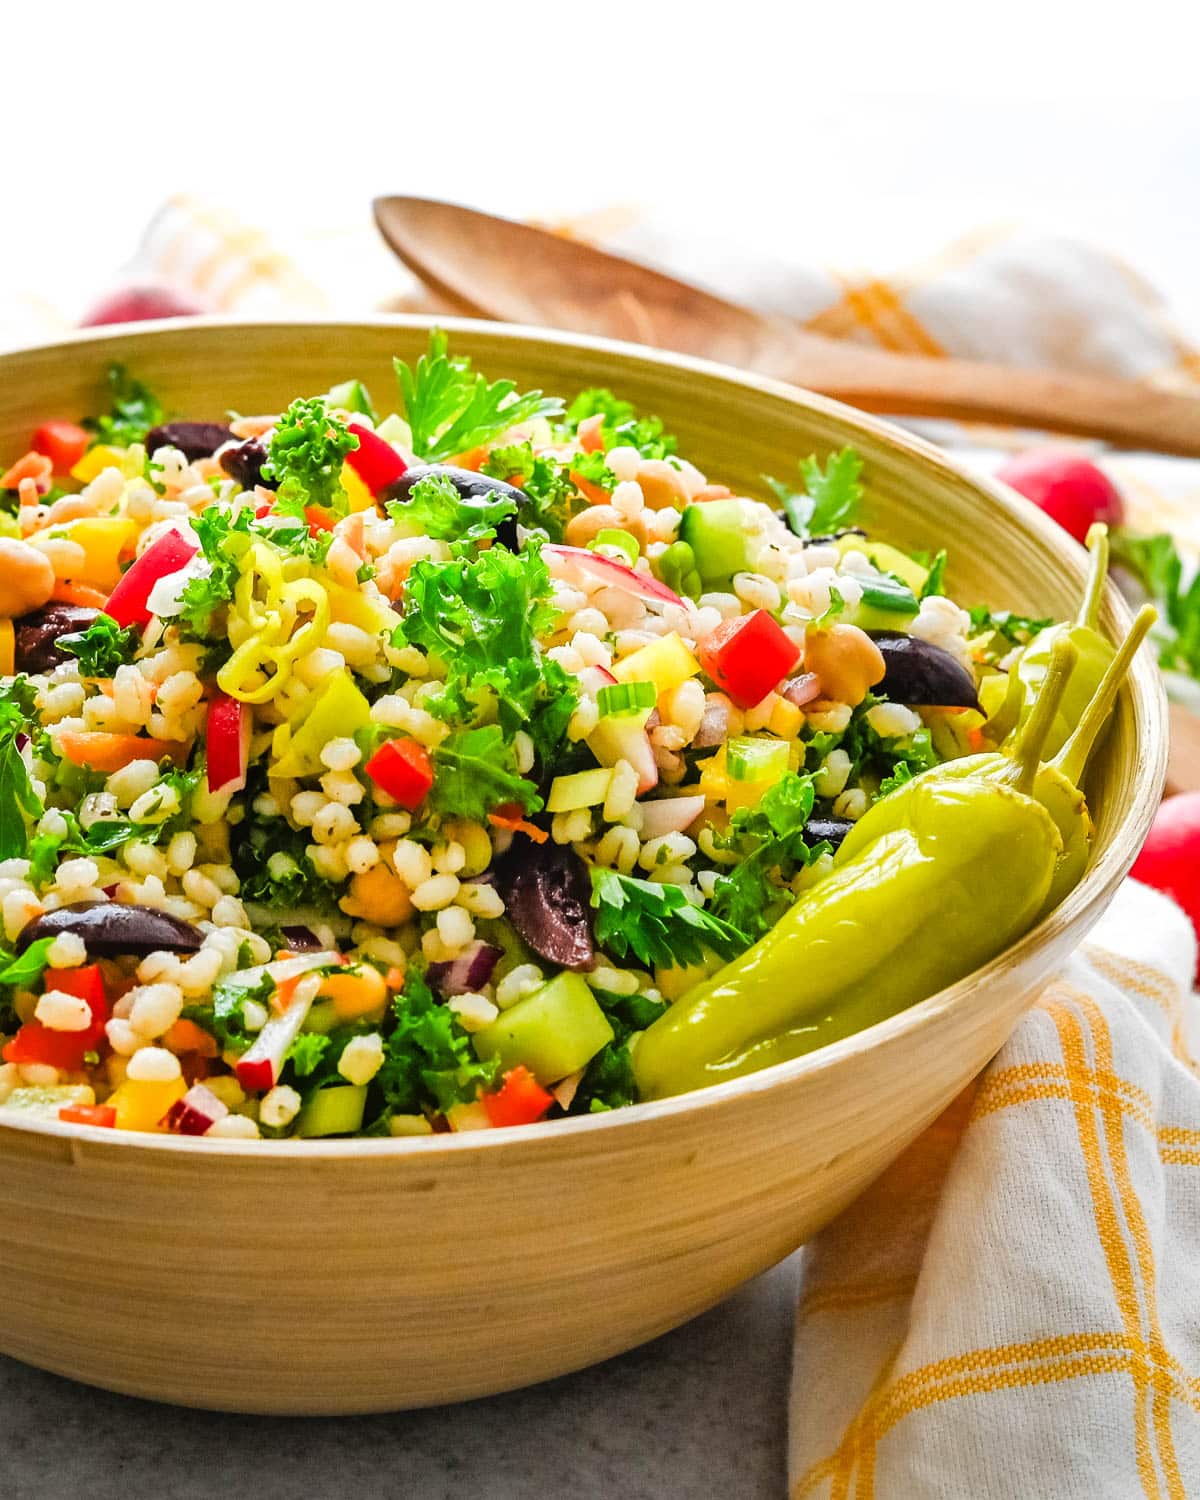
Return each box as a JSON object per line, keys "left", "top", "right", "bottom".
{"left": 0, "top": 319, "right": 1168, "bottom": 1414}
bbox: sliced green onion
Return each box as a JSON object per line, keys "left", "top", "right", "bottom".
{"left": 593, "top": 528, "right": 640, "bottom": 566}
{"left": 858, "top": 574, "right": 918, "bottom": 614}
{"left": 726, "top": 735, "right": 790, "bottom": 784}
{"left": 597, "top": 681, "right": 657, "bottom": 719}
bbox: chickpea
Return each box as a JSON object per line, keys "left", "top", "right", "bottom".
{"left": 566, "top": 504, "right": 644, "bottom": 548}
{"left": 635, "top": 459, "right": 690, "bottom": 510}
{"left": 0, "top": 537, "right": 55, "bottom": 617}
{"left": 803, "top": 623, "right": 886, "bottom": 708}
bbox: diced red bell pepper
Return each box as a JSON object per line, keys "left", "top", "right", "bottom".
{"left": 32, "top": 420, "right": 90, "bottom": 473}
{"left": 58, "top": 1103, "right": 117, "bottom": 1128}
{"left": 482, "top": 1066, "right": 554, "bottom": 1128}
{"left": 696, "top": 609, "right": 802, "bottom": 710}
{"left": 104, "top": 528, "right": 199, "bottom": 627}
{"left": 364, "top": 737, "right": 434, "bottom": 810}
{"left": 2, "top": 964, "right": 109, "bottom": 1072}
{"left": 345, "top": 423, "right": 407, "bottom": 495}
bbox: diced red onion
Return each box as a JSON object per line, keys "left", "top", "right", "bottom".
{"left": 426, "top": 940, "right": 503, "bottom": 996}
{"left": 15, "top": 733, "right": 29, "bottom": 752}
{"left": 280, "top": 924, "right": 322, "bottom": 952}
{"left": 638, "top": 795, "right": 706, "bottom": 842}
{"left": 782, "top": 673, "right": 822, "bottom": 708}
{"left": 692, "top": 698, "right": 730, "bottom": 748}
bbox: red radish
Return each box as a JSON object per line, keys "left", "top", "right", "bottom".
{"left": 104, "top": 528, "right": 199, "bottom": 627}
{"left": 587, "top": 710, "right": 658, "bottom": 794}
{"left": 206, "top": 693, "right": 252, "bottom": 795}
{"left": 163, "top": 1083, "right": 229, "bottom": 1137}
{"left": 31, "top": 420, "right": 89, "bottom": 472}
{"left": 235, "top": 989, "right": 316, "bottom": 1093}
{"left": 996, "top": 449, "right": 1125, "bottom": 546}
{"left": 637, "top": 795, "right": 706, "bottom": 841}
{"left": 544, "top": 544, "right": 683, "bottom": 606}
{"left": 1131, "top": 792, "right": 1200, "bottom": 982}
{"left": 80, "top": 283, "right": 206, "bottom": 327}
{"left": 345, "top": 423, "right": 407, "bottom": 494}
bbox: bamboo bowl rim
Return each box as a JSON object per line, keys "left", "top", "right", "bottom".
{"left": 0, "top": 316, "right": 1170, "bottom": 1161}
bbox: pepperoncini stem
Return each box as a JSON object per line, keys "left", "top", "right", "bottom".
{"left": 1077, "top": 523, "right": 1110, "bottom": 632}
{"left": 984, "top": 660, "right": 1025, "bottom": 747}
{"left": 1052, "top": 605, "right": 1156, "bottom": 789}
{"left": 1012, "top": 637, "right": 1078, "bottom": 794}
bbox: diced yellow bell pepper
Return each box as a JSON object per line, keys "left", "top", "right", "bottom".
{"left": 768, "top": 696, "right": 804, "bottom": 740}
{"left": 51, "top": 516, "right": 137, "bottom": 590}
{"left": 105, "top": 1076, "right": 187, "bottom": 1132}
{"left": 726, "top": 777, "right": 776, "bottom": 814}
{"left": 326, "top": 582, "right": 402, "bottom": 638}
{"left": 70, "top": 444, "right": 127, "bottom": 484}
{"left": 341, "top": 463, "right": 377, "bottom": 513}
{"left": 696, "top": 749, "right": 727, "bottom": 803}
{"left": 270, "top": 667, "right": 371, "bottom": 779}
{"left": 0, "top": 619, "right": 13, "bottom": 676}
{"left": 612, "top": 632, "right": 700, "bottom": 694}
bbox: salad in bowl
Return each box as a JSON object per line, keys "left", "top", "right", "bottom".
{"left": 0, "top": 334, "right": 1148, "bottom": 1142}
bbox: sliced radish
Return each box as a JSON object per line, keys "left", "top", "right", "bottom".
{"left": 206, "top": 692, "right": 252, "bottom": 795}
{"left": 163, "top": 1083, "right": 229, "bottom": 1136}
{"left": 587, "top": 711, "right": 658, "bottom": 795}
{"left": 545, "top": 544, "right": 682, "bottom": 607}
{"left": 234, "top": 988, "right": 316, "bottom": 1093}
{"left": 576, "top": 664, "right": 617, "bottom": 699}
{"left": 638, "top": 795, "right": 706, "bottom": 841}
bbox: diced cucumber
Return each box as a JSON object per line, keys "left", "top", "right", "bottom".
{"left": 374, "top": 413, "right": 412, "bottom": 446}
{"left": 0, "top": 1085, "right": 93, "bottom": 1119}
{"left": 547, "top": 767, "right": 614, "bottom": 812}
{"left": 845, "top": 573, "right": 919, "bottom": 632}
{"left": 388, "top": 1113, "right": 434, "bottom": 1137}
{"left": 472, "top": 972, "right": 615, "bottom": 1084}
{"left": 295, "top": 1084, "right": 367, "bottom": 1138}
{"left": 325, "top": 379, "right": 375, "bottom": 419}
{"left": 835, "top": 537, "right": 928, "bottom": 594}
{"left": 302, "top": 999, "right": 341, "bottom": 1035}
{"left": 726, "top": 735, "right": 790, "bottom": 783}
{"left": 678, "top": 499, "right": 753, "bottom": 584}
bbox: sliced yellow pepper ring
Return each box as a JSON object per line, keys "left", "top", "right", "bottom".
{"left": 234, "top": 543, "right": 285, "bottom": 631}
{"left": 217, "top": 633, "right": 294, "bottom": 704}
{"left": 271, "top": 579, "right": 330, "bottom": 668}
{"left": 217, "top": 575, "right": 331, "bottom": 704}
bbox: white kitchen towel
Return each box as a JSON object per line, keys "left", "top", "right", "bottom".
{"left": 789, "top": 880, "right": 1200, "bottom": 1498}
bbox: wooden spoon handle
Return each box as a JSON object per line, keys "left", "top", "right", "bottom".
{"left": 780, "top": 339, "right": 1200, "bottom": 456}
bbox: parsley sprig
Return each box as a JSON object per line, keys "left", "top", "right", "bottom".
{"left": 766, "top": 447, "right": 864, "bottom": 539}
{"left": 263, "top": 397, "right": 358, "bottom": 515}
{"left": 83, "top": 364, "right": 165, "bottom": 449}
{"left": 1111, "top": 528, "right": 1200, "bottom": 681}
{"left": 589, "top": 867, "right": 747, "bottom": 970}
{"left": 395, "top": 331, "right": 563, "bottom": 464}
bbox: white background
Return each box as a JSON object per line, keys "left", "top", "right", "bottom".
{"left": 2, "top": 0, "right": 1198, "bottom": 329}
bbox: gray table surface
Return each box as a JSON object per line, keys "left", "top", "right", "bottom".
{"left": 1, "top": 1254, "right": 799, "bottom": 1500}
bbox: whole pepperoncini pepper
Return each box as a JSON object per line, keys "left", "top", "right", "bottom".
{"left": 632, "top": 607, "right": 1151, "bottom": 1103}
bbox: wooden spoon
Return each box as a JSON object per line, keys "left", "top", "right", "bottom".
{"left": 374, "top": 196, "right": 1200, "bottom": 456}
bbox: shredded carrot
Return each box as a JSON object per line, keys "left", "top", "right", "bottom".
{"left": 577, "top": 414, "right": 606, "bottom": 453}
{"left": 449, "top": 446, "right": 489, "bottom": 472}
{"left": 161, "top": 1018, "right": 219, "bottom": 1057}
{"left": 488, "top": 805, "right": 549, "bottom": 844}
{"left": 1, "top": 450, "right": 53, "bottom": 493}
{"left": 272, "top": 972, "right": 305, "bottom": 1013}
{"left": 384, "top": 964, "right": 407, "bottom": 991}
{"left": 967, "top": 726, "right": 987, "bottom": 751}
{"left": 56, "top": 731, "right": 191, "bottom": 773}
{"left": 50, "top": 580, "right": 109, "bottom": 609}
{"left": 570, "top": 472, "right": 611, "bottom": 507}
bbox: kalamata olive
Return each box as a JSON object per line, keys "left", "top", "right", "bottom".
{"left": 869, "top": 632, "right": 982, "bottom": 711}
{"left": 16, "top": 900, "right": 204, "bottom": 957}
{"left": 14, "top": 604, "right": 99, "bottom": 674}
{"left": 495, "top": 841, "right": 595, "bottom": 971}
{"left": 219, "top": 437, "right": 270, "bottom": 491}
{"left": 145, "top": 421, "right": 236, "bottom": 461}
{"left": 385, "top": 463, "right": 522, "bottom": 549}
{"left": 804, "top": 816, "right": 854, "bottom": 848}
